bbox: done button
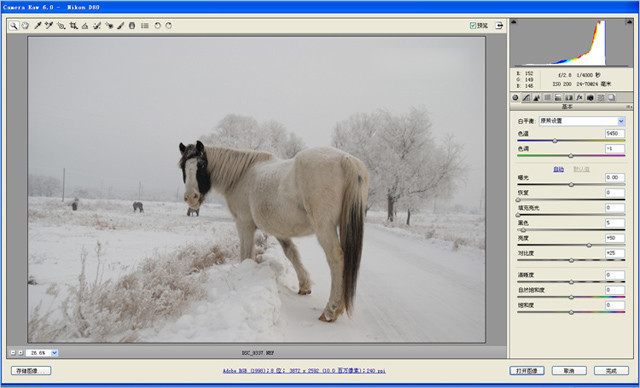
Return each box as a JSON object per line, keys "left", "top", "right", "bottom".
{"left": 594, "top": 366, "right": 629, "bottom": 375}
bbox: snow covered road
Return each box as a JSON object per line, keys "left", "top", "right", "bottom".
{"left": 276, "top": 223, "right": 485, "bottom": 342}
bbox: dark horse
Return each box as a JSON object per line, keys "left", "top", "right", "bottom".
{"left": 133, "top": 201, "right": 144, "bottom": 212}
{"left": 187, "top": 207, "right": 199, "bottom": 216}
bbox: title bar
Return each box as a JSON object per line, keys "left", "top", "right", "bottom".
{"left": 1, "top": 1, "right": 639, "bottom": 14}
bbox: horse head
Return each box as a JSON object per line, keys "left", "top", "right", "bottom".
{"left": 178, "top": 140, "right": 211, "bottom": 209}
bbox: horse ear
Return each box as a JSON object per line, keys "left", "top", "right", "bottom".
{"left": 179, "top": 143, "right": 186, "bottom": 154}
{"left": 196, "top": 140, "right": 204, "bottom": 151}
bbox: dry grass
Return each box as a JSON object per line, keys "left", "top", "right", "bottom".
{"left": 28, "top": 240, "right": 237, "bottom": 342}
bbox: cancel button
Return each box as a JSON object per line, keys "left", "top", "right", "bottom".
{"left": 552, "top": 366, "right": 587, "bottom": 375}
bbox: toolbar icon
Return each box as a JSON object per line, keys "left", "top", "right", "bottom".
{"left": 117, "top": 22, "right": 124, "bottom": 29}
{"left": 8, "top": 20, "right": 19, "bottom": 31}
{"left": 57, "top": 22, "right": 66, "bottom": 30}
{"left": 106, "top": 21, "right": 114, "bottom": 29}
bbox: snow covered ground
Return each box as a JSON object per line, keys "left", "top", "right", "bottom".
{"left": 28, "top": 197, "right": 485, "bottom": 343}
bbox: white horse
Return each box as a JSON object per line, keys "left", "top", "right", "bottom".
{"left": 179, "top": 141, "right": 369, "bottom": 322}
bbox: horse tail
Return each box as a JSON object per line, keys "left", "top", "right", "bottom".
{"left": 339, "top": 155, "right": 369, "bottom": 316}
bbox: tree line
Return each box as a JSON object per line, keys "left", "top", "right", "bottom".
{"left": 29, "top": 110, "right": 465, "bottom": 220}
{"left": 202, "top": 109, "right": 466, "bottom": 224}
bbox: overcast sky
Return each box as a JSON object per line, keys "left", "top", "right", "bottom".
{"left": 29, "top": 36, "right": 484, "bottom": 207}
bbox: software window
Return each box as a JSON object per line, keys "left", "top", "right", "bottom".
{"left": 1, "top": 1, "right": 637, "bottom": 386}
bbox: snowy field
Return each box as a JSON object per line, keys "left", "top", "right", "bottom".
{"left": 28, "top": 197, "right": 485, "bottom": 343}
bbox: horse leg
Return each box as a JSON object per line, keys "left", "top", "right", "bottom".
{"left": 236, "top": 221, "right": 257, "bottom": 260}
{"left": 316, "top": 227, "right": 345, "bottom": 322}
{"left": 277, "top": 238, "right": 312, "bottom": 295}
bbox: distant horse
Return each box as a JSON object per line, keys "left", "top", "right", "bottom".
{"left": 133, "top": 201, "right": 144, "bottom": 212}
{"left": 187, "top": 207, "right": 199, "bottom": 216}
{"left": 179, "top": 141, "right": 369, "bottom": 322}
{"left": 71, "top": 197, "right": 79, "bottom": 211}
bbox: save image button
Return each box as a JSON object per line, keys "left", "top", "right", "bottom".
{"left": 11, "top": 366, "right": 51, "bottom": 375}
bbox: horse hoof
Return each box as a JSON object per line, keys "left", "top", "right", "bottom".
{"left": 298, "top": 289, "right": 311, "bottom": 295}
{"left": 319, "top": 313, "right": 334, "bottom": 323}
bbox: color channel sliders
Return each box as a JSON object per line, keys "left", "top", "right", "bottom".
{"left": 516, "top": 270, "right": 626, "bottom": 313}
{"left": 515, "top": 175, "right": 626, "bottom": 252}
{"left": 517, "top": 116, "right": 626, "bottom": 157}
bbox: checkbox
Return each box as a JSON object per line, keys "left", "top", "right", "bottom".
{"left": 470, "top": 22, "right": 477, "bottom": 29}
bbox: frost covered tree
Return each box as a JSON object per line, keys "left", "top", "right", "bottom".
{"left": 395, "top": 133, "right": 466, "bottom": 224}
{"left": 332, "top": 107, "right": 466, "bottom": 223}
{"left": 282, "top": 132, "right": 306, "bottom": 159}
{"left": 261, "top": 119, "right": 306, "bottom": 159}
{"left": 200, "top": 114, "right": 306, "bottom": 159}
{"left": 332, "top": 112, "right": 386, "bottom": 213}
{"left": 28, "top": 174, "right": 62, "bottom": 197}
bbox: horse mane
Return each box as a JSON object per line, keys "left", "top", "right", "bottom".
{"left": 204, "top": 146, "right": 276, "bottom": 192}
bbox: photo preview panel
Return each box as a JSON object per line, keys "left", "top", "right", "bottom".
{"left": 1, "top": 1, "right": 638, "bottom": 386}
